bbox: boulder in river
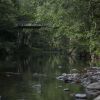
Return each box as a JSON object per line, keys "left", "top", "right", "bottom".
{"left": 86, "top": 82, "right": 100, "bottom": 96}
{"left": 94, "top": 95, "right": 100, "bottom": 100}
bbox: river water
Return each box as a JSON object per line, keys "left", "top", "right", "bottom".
{"left": 0, "top": 53, "right": 98, "bottom": 100}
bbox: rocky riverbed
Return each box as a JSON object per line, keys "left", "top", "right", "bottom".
{"left": 56, "top": 67, "right": 100, "bottom": 100}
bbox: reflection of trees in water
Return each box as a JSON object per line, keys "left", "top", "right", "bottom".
{"left": 16, "top": 54, "right": 31, "bottom": 73}
{"left": 15, "top": 53, "right": 69, "bottom": 74}
{"left": 16, "top": 53, "right": 51, "bottom": 73}
{"left": 0, "top": 53, "right": 91, "bottom": 74}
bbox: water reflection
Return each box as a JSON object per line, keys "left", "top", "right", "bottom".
{"left": 0, "top": 53, "right": 94, "bottom": 100}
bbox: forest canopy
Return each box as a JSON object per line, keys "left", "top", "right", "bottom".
{"left": 0, "top": 0, "right": 100, "bottom": 57}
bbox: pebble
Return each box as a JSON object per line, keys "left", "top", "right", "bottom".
{"left": 58, "top": 86, "right": 62, "bottom": 88}
{"left": 58, "top": 66, "right": 62, "bottom": 69}
{"left": 63, "top": 88, "right": 69, "bottom": 91}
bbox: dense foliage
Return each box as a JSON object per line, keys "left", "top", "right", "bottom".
{"left": 0, "top": 0, "right": 100, "bottom": 57}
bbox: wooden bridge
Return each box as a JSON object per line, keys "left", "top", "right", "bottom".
{"left": 16, "top": 21, "right": 58, "bottom": 48}
{"left": 16, "top": 21, "right": 53, "bottom": 48}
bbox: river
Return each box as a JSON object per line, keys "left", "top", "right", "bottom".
{"left": 0, "top": 53, "right": 98, "bottom": 100}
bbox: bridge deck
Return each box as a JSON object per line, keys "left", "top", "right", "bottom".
{"left": 16, "top": 21, "right": 49, "bottom": 29}
{"left": 17, "top": 25, "right": 47, "bottom": 29}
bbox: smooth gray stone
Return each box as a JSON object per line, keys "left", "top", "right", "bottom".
{"left": 86, "top": 82, "right": 100, "bottom": 96}
{"left": 75, "top": 93, "right": 87, "bottom": 99}
{"left": 87, "top": 82, "right": 100, "bottom": 90}
{"left": 75, "top": 99, "right": 87, "bottom": 100}
{"left": 94, "top": 95, "right": 100, "bottom": 100}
